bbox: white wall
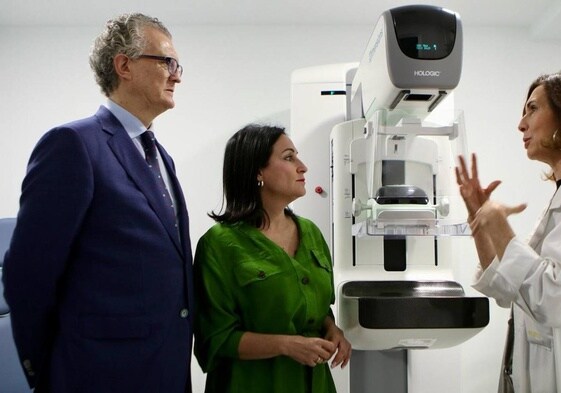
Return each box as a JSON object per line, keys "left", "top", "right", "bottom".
{"left": 1, "top": 23, "right": 561, "bottom": 392}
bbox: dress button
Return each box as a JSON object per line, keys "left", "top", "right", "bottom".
{"left": 301, "top": 277, "right": 310, "bottom": 285}
{"left": 257, "top": 270, "right": 266, "bottom": 279}
{"left": 180, "top": 308, "right": 189, "bottom": 318}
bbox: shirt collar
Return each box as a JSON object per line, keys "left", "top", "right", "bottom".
{"left": 104, "top": 99, "right": 155, "bottom": 139}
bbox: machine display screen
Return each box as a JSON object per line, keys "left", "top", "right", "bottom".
{"left": 390, "top": 6, "right": 457, "bottom": 60}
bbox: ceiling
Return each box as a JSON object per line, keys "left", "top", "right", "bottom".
{"left": 3, "top": 0, "right": 561, "bottom": 40}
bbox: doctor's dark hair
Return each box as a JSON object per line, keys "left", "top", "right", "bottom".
{"left": 210, "top": 124, "right": 292, "bottom": 227}
{"left": 526, "top": 72, "right": 561, "bottom": 149}
{"left": 89, "top": 13, "right": 171, "bottom": 97}
{"left": 526, "top": 72, "right": 561, "bottom": 180}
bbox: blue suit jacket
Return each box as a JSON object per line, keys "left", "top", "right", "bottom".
{"left": 2, "top": 106, "right": 194, "bottom": 393}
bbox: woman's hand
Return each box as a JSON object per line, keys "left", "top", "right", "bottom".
{"left": 455, "top": 153, "right": 501, "bottom": 218}
{"left": 324, "top": 326, "right": 351, "bottom": 369}
{"left": 470, "top": 199, "right": 526, "bottom": 260}
{"left": 238, "top": 329, "right": 348, "bottom": 367}
{"left": 323, "top": 317, "right": 352, "bottom": 369}
{"left": 470, "top": 200, "right": 526, "bottom": 236}
{"left": 281, "top": 335, "right": 336, "bottom": 367}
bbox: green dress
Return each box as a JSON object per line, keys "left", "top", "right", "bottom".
{"left": 193, "top": 216, "right": 337, "bottom": 393}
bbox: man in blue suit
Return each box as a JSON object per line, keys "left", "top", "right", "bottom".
{"left": 2, "top": 13, "right": 194, "bottom": 393}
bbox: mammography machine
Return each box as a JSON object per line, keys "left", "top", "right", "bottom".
{"left": 290, "top": 5, "right": 489, "bottom": 393}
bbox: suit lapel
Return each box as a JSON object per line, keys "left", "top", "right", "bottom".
{"left": 96, "top": 107, "right": 183, "bottom": 256}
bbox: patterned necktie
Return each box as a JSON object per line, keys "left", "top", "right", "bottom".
{"left": 140, "top": 131, "right": 176, "bottom": 222}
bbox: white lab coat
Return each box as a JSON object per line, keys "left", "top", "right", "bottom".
{"left": 473, "top": 186, "right": 561, "bottom": 393}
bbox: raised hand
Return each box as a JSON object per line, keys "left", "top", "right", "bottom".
{"left": 455, "top": 153, "right": 501, "bottom": 218}
{"left": 470, "top": 200, "right": 527, "bottom": 236}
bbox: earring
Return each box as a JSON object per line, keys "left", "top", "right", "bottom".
{"left": 554, "top": 129, "right": 560, "bottom": 146}
{"left": 257, "top": 180, "right": 264, "bottom": 187}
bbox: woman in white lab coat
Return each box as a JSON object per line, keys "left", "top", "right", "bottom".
{"left": 456, "top": 72, "right": 561, "bottom": 393}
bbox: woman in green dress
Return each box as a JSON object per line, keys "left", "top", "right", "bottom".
{"left": 194, "top": 124, "right": 351, "bottom": 392}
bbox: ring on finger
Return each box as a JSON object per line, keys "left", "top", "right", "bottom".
{"left": 315, "top": 356, "right": 323, "bottom": 364}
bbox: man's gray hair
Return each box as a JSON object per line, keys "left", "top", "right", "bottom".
{"left": 89, "top": 13, "right": 171, "bottom": 97}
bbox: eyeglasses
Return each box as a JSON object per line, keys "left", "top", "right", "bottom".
{"left": 137, "top": 54, "right": 183, "bottom": 77}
